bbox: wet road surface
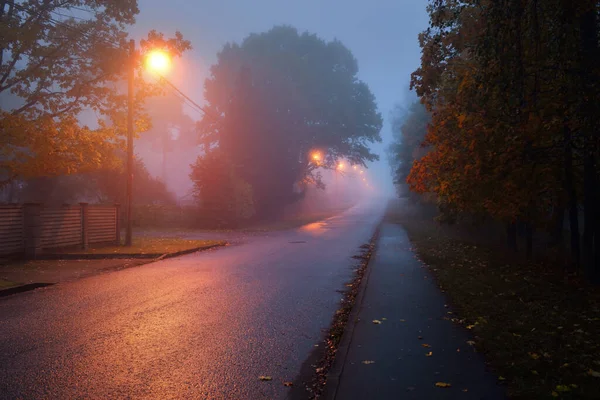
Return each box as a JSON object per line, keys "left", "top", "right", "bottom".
{"left": 0, "top": 200, "right": 385, "bottom": 400}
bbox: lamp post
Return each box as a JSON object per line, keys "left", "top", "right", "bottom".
{"left": 125, "top": 41, "right": 171, "bottom": 246}
{"left": 125, "top": 39, "right": 135, "bottom": 246}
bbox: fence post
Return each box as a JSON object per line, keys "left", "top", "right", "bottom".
{"left": 80, "top": 203, "right": 89, "bottom": 250}
{"left": 115, "top": 203, "right": 121, "bottom": 245}
{"left": 23, "top": 203, "right": 42, "bottom": 260}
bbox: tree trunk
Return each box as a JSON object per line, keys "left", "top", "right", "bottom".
{"left": 525, "top": 222, "right": 533, "bottom": 260}
{"left": 551, "top": 204, "right": 564, "bottom": 246}
{"left": 578, "top": 3, "right": 600, "bottom": 282}
{"left": 506, "top": 222, "right": 517, "bottom": 252}
{"left": 563, "top": 122, "right": 580, "bottom": 268}
{"left": 583, "top": 156, "right": 596, "bottom": 278}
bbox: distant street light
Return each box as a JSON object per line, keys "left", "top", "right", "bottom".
{"left": 337, "top": 162, "right": 345, "bottom": 170}
{"left": 125, "top": 41, "right": 173, "bottom": 246}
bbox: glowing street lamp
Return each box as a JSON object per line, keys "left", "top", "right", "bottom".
{"left": 337, "top": 162, "right": 345, "bottom": 170}
{"left": 125, "top": 42, "right": 173, "bottom": 246}
{"left": 311, "top": 152, "right": 322, "bottom": 163}
{"left": 145, "top": 49, "right": 171, "bottom": 74}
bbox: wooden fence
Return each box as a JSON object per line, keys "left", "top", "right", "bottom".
{"left": 0, "top": 203, "right": 120, "bottom": 259}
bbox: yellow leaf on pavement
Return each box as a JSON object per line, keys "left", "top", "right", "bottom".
{"left": 372, "top": 320, "right": 382, "bottom": 324}
{"left": 435, "top": 382, "right": 451, "bottom": 388}
{"left": 422, "top": 343, "right": 431, "bottom": 348}
{"left": 555, "top": 385, "right": 570, "bottom": 392}
{"left": 362, "top": 360, "right": 375, "bottom": 365}
{"left": 259, "top": 376, "right": 272, "bottom": 381}
{"left": 426, "top": 351, "right": 433, "bottom": 357}
{"left": 588, "top": 369, "right": 600, "bottom": 378}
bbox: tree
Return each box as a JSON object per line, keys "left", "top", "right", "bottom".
{"left": 189, "top": 149, "right": 255, "bottom": 228}
{"left": 0, "top": 0, "right": 190, "bottom": 184}
{"left": 135, "top": 90, "right": 197, "bottom": 184}
{"left": 387, "top": 101, "right": 431, "bottom": 192}
{"left": 195, "top": 25, "right": 382, "bottom": 217}
{"left": 407, "top": 0, "right": 600, "bottom": 272}
{"left": 16, "top": 155, "right": 175, "bottom": 206}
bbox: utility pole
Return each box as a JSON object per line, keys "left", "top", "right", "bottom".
{"left": 125, "top": 39, "right": 135, "bottom": 246}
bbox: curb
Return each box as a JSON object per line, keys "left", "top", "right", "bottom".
{"left": 321, "top": 226, "right": 382, "bottom": 400}
{"left": 37, "top": 242, "right": 227, "bottom": 260}
{"left": 153, "top": 243, "right": 227, "bottom": 261}
{"left": 0, "top": 243, "right": 228, "bottom": 299}
{"left": 0, "top": 283, "right": 54, "bottom": 298}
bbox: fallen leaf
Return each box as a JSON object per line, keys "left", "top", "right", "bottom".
{"left": 426, "top": 351, "right": 433, "bottom": 357}
{"left": 372, "top": 320, "right": 382, "bottom": 324}
{"left": 400, "top": 319, "right": 406, "bottom": 322}
{"left": 462, "top": 389, "right": 468, "bottom": 392}
{"left": 315, "top": 367, "right": 323, "bottom": 373}
{"left": 362, "top": 360, "right": 375, "bottom": 365}
{"left": 466, "top": 325, "right": 475, "bottom": 330}
{"left": 555, "top": 385, "right": 571, "bottom": 392}
{"left": 466, "top": 340, "right": 476, "bottom": 346}
{"left": 259, "top": 376, "right": 272, "bottom": 381}
{"left": 435, "top": 382, "right": 451, "bottom": 388}
{"left": 532, "top": 370, "right": 539, "bottom": 375}
{"left": 498, "top": 376, "right": 505, "bottom": 381}
{"left": 382, "top": 317, "right": 387, "bottom": 321}
{"left": 528, "top": 352, "right": 540, "bottom": 360}
{"left": 422, "top": 344, "right": 431, "bottom": 348}
{"left": 283, "top": 382, "right": 293, "bottom": 387}
{"left": 588, "top": 369, "right": 600, "bottom": 378}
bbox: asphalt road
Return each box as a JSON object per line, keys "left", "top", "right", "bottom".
{"left": 0, "top": 199, "right": 385, "bottom": 400}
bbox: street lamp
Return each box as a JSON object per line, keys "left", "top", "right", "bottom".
{"left": 145, "top": 49, "right": 171, "bottom": 73}
{"left": 125, "top": 41, "right": 172, "bottom": 246}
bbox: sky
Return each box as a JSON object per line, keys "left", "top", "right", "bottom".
{"left": 131, "top": 0, "right": 429, "bottom": 197}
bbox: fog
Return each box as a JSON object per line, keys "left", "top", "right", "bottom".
{"left": 129, "top": 0, "right": 429, "bottom": 203}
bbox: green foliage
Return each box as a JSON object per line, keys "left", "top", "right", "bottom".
{"left": 0, "top": 0, "right": 190, "bottom": 184}
{"left": 197, "top": 25, "right": 382, "bottom": 217}
{"left": 190, "top": 149, "right": 255, "bottom": 228}
{"left": 17, "top": 155, "right": 175, "bottom": 206}
{"left": 387, "top": 101, "right": 431, "bottom": 186}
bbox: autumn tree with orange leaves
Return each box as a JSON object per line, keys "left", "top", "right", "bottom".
{"left": 0, "top": 1, "right": 190, "bottom": 186}
{"left": 405, "top": 0, "right": 600, "bottom": 279}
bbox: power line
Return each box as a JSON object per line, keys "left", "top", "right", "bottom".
{"left": 12, "top": 2, "right": 216, "bottom": 120}
{"left": 12, "top": 3, "right": 125, "bottom": 52}
{"left": 153, "top": 73, "right": 220, "bottom": 120}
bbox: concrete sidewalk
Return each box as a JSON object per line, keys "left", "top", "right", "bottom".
{"left": 324, "top": 222, "right": 506, "bottom": 400}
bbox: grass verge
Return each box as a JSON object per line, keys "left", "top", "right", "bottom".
{"left": 388, "top": 203, "right": 600, "bottom": 400}
{"left": 62, "top": 238, "right": 225, "bottom": 255}
{"left": 0, "top": 279, "right": 19, "bottom": 289}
